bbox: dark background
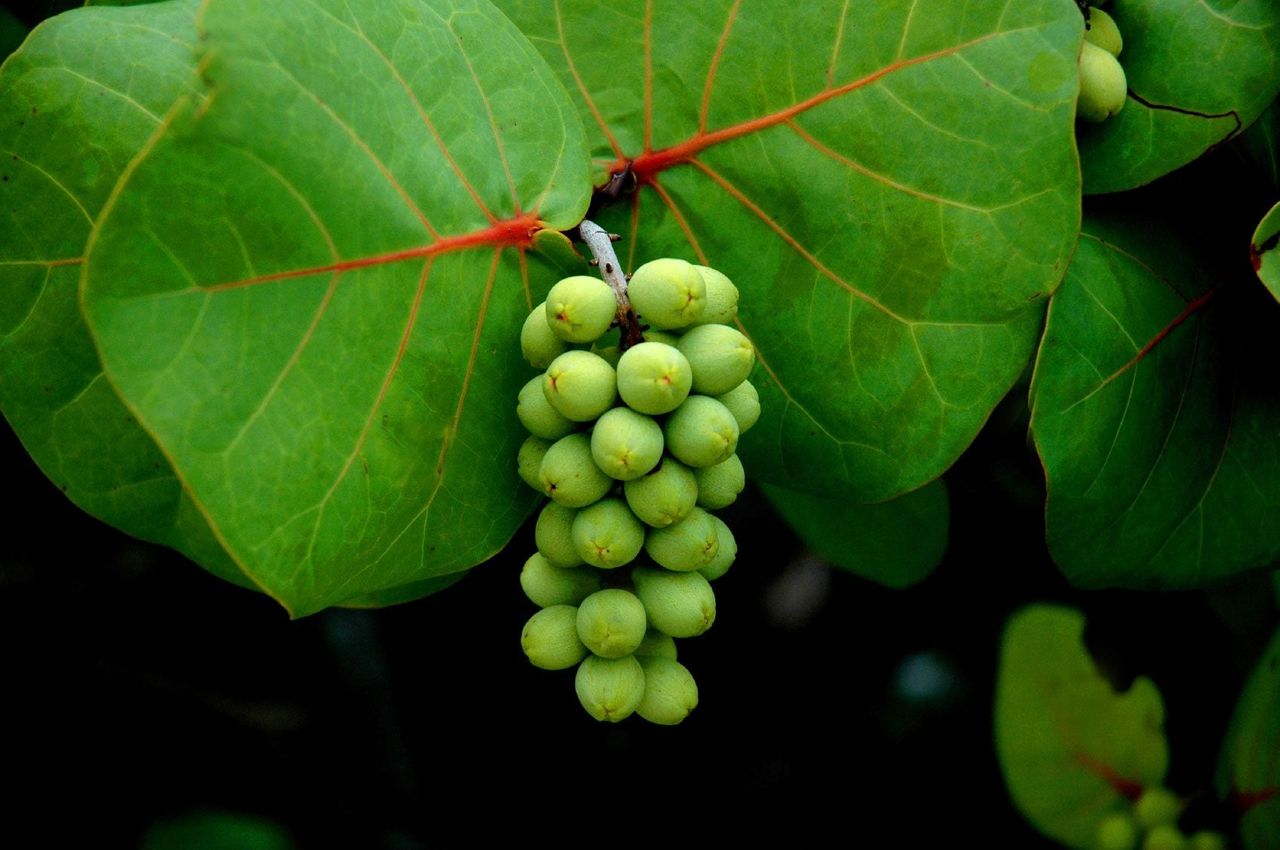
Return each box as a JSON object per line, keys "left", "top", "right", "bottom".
{"left": 3, "top": 3, "right": 1277, "bottom": 848}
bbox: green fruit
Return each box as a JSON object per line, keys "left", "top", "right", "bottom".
{"left": 1186, "top": 832, "right": 1225, "bottom": 850}
{"left": 624, "top": 457, "right": 699, "bottom": 527}
{"left": 676, "top": 324, "right": 755, "bottom": 395}
{"left": 690, "top": 265, "right": 739, "bottom": 326}
{"left": 1143, "top": 825, "right": 1187, "bottom": 850}
{"left": 535, "top": 502, "right": 583, "bottom": 567}
{"left": 644, "top": 506, "right": 720, "bottom": 572}
{"left": 521, "top": 302, "right": 568, "bottom": 368}
{"left": 517, "top": 435, "right": 552, "bottom": 493}
{"left": 616, "top": 341, "right": 693, "bottom": 415}
{"left": 641, "top": 330, "right": 682, "bottom": 348}
{"left": 694, "top": 454, "right": 745, "bottom": 509}
{"left": 634, "top": 630, "right": 678, "bottom": 660}
{"left": 1135, "top": 788, "right": 1181, "bottom": 830}
{"left": 664, "top": 395, "right": 740, "bottom": 468}
{"left": 575, "top": 655, "right": 646, "bottom": 722}
{"left": 571, "top": 498, "right": 646, "bottom": 569}
{"left": 1078, "top": 40, "right": 1126, "bottom": 123}
{"left": 517, "top": 375, "right": 575, "bottom": 440}
{"left": 590, "top": 407, "right": 664, "bottom": 481}
{"left": 539, "top": 433, "right": 613, "bottom": 507}
{"left": 637, "top": 657, "right": 698, "bottom": 725}
{"left": 544, "top": 275, "right": 617, "bottom": 343}
{"left": 542, "top": 350, "right": 618, "bottom": 421}
{"left": 627, "top": 258, "right": 706, "bottom": 329}
{"left": 520, "top": 552, "right": 602, "bottom": 607}
{"left": 715, "top": 380, "right": 760, "bottom": 433}
{"left": 521, "top": 605, "right": 588, "bottom": 670}
{"left": 700, "top": 516, "right": 736, "bottom": 581}
{"left": 576, "top": 588, "right": 648, "bottom": 658}
{"left": 1084, "top": 6, "right": 1123, "bottom": 57}
{"left": 1095, "top": 812, "right": 1139, "bottom": 850}
{"left": 632, "top": 567, "right": 717, "bottom": 638}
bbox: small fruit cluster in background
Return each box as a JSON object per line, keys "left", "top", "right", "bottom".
{"left": 1094, "top": 787, "right": 1226, "bottom": 850}
{"left": 514, "top": 257, "right": 758, "bottom": 724}
{"left": 1078, "top": 5, "right": 1127, "bottom": 123}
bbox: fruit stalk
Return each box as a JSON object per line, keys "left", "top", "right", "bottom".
{"left": 578, "top": 218, "right": 646, "bottom": 351}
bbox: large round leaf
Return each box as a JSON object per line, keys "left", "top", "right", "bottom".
{"left": 0, "top": 0, "right": 249, "bottom": 586}
{"left": 1217, "top": 627, "right": 1280, "bottom": 850}
{"left": 1252, "top": 201, "right": 1280, "bottom": 301}
{"left": 1031, "top": 215, "right": 1280, "bottom": 589}
{"left": 995, "top": 605, "right": 1168, "bottom": 849}
{"left": 498, "top": 0, "right": 1082, "bottom": 502}
{"left": 81, "top": 0, "right": 591, "bottom": 615}
{"left": 1079, "top": 0, "right": 1280, "bottom": 194}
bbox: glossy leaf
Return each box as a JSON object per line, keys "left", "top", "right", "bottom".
{"left": 81, "top": 0, "right": 591, "bottom": 615}
{"left": 1252, "top": 201, "right": 1280, "bottom": 301}
{"left": 1031, "top": 215, "right": 1280, "bottom": 589}
{"left": 1232, "top": 99, "right": 1280, "bottom": 189}
{"left": 1217, "top": 627, "right": 1280, "bottom": 850}
{"left": 0, "top": 0, "right": 249, "bottom": 586}
{"left": 995, "top": 605, "right": 1168, "bottom": 849}
{"left": 499, "top": 0, "right": 1082, "bottom": 502}
{"left": 760, "top": 479, "right": 947, "bottom": 588}
{"left": 1079, "top": 0, "right": 1280, "bottom": 195}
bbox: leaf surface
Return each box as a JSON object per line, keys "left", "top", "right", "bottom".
{"left": 1218, "top": 627, "right": 1280, "bottom": 850}
{"left": 1252, "top": 201, "right": 1280, "bottom": 301}
{"left": 0, "top": 0, "right": 249, "bottom": 585}
{"left": 1031, "top": 215, "right": 1280, "bottom": 588}
{"left": 81, "top": 0, "right": 591, "bottom": 615}
{"left": 499, "top": 0, "right": 1082, "bottom": 501}
{"left": 760, "top": 479, "right": 947, "bottom": 588}
{"left": 1078, "top": 0, "right": 1280, "bottom": 194}
{"left": 995, "top": 604, "right": 1167, "bottom": 849}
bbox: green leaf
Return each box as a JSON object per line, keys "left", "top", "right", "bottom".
{"left": 0, "top": 0, "right": 251, "bottom": 587}
{"left": 1030, "top": 215, "right": 1280, "bottom": 589}
{"left": 760, "top": 479, "right": 947, "bottom": 588}
{"left": 80, "top": 0, "right": 591, "bottom": 615}
{"left": 142, "top": 811, "right": 294, "bottom": 850}
{"left": 498, "top": 0, "right": 1082, "bottom": 502}
{"left": 1217, "top": 627, "right": 1280, "bottom": 850}
{"left": 1079, "top": 0, "right": 1280, "bottom": 194}
{"left": 1232, "top": 99, "right": 1280, "bottom": 190}
{"left": 995, "top": 604, "right": 1168, "bottom": 849}
{"left": 1252, "top": 201, "right": 1280, "bottom": 301}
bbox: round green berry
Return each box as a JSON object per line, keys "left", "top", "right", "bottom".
{"left": 576, "top": 588, "right": 648, "bottom": 658}
{"left": 535, "top": 502, "right": 582, "bottom": 567}
{"left": 700, "top": 516, "right": 736, "bottom": 581}
{"left": 520, "top": 552, "right": 602, "bottom": 607}
{"left": 644, "top": 506, "right": 720, "bottom": 572}
{"left": 571, "top": 498, "right": 646, "bottom": 569}
{"left": 1095, "top": 812, "right": 1139, "bottom": 850}
{"left": 539, "top": 433, "right": 613, "bottom": 507}
{"left": 1078, "top": 40, "right": 1126, "bottom": 123}
{"left": 517, "top": 435, "right": 552, "bottom": 493}
{"left": 521, "top": 302, "right": 568, "bottom": 368}
{"left": 1135, "top": 788, "right": 1181, "bottom": 830}
{"left": 715, "top": 380, "right": 760, "bottom": 433}
{"left": 544, "top": 275, "right": 618, "bottom": 343}
{"left": 637, "top": 656, "right": 698, "bottom": 725}
{"left": 690, "top": 265, "right": 738, "bottom": 326}
{"left": 1084, "top": 6, "right": 1123, "bottom": 57}
{"left": 664, "top": 395, "right": 739, "bottom": 468}
{"left": 542, "top": 350, "right": 617, "bottom": 421}
{"left": 1143, "top": 825, "right": 1187, "bottom": 850}
{"left": 575, "top": 655, "right": 645, "bottom": 722}
{"left": 694, "top": 454, "right": 745, "bottom": 509}
{"left": 517, "top": 376, "right": 575, "bottom": 440}
{"left": 590, "top": 407, "right": 664, "bottom": 481}
{"left": 521, "top": 605, "right": 588, "bottom": 670}
{"left": 624, "top": 458, "right": 699, "bottom": 527}
{"left": 616, "top": 341, "right": 693, "bottom": 415}
{"left": 641, "top": 330, "right": 682, "bottom": 348}
{"left": 634, "top": 630, "right": 678, "bottom": 660}
{"left": 1186, "top": 832, "right": 1225, "bottom": 850}
{"left": 628, "top": 258, "right": 706, "bottom": 329}
{"left": 676, "top": 324, "right": 755, "bottom": 395}
{"left": 632, "top": 567, "right": 717, "bottom": 638}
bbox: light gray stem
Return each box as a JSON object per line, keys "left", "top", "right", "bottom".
{"left": 578, "top": 219, "right": 631, "bottom": 312}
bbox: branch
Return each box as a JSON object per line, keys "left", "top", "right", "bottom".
{"left": 578, "top": 218, "right": 646, "bottom": 350}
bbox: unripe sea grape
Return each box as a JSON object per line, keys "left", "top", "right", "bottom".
{"left": 644, "top": 506, "right": 719, "bottom": 572}
{"left": 571, "top": 498, "right": 645, "bottom": 569}
{"left": 616, "top": 342, "right": 692, "bottom": 415}
{"left": 664, "top": 395, "right": 739, "bottom": 468}
{"left": 575, "top": 655, "right": 646, "bottom": 722}
{"left": 676, "top": 324, "right": 755, "bottom": 395}
{"left": 590, "top": 407, "right": 664, "bottom": 481}
{"left": 545, "top": 275, "right": 617, "bottom": 343}
{"left": 576, "top": 588, "right": 648, "bottom": 658}
{"left": 539, "top": 433, "right": 612, "bottom": 507}
{"left": 624, "top": 458, "right": 699, "bottom": 528}
{"left": 627, "top": 258, "right": 706, "bottom": 329}
{"left": 521, "top": 302, "right": 568, "bottom": 368}
{"left": 543, "top": 350, "right": 617, "bottom": 421}
{"left": 522, "top": 605, "right": 588, "bottom": 670}
{"left": 636, "top": 657, "right": 698, "bottom": 725}
{"left": 632, "top": 567, "right": 717, "bottom": 638}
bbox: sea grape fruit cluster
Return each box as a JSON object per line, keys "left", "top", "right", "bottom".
{"left": 1077, "top": 5, "right": 1127, "bottom": 123}
{"left": 516, "top": 257, "right": 757, "bottom": 724}
{"left": 1091, "top": 787, "right": 1226, "bottom": 850}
